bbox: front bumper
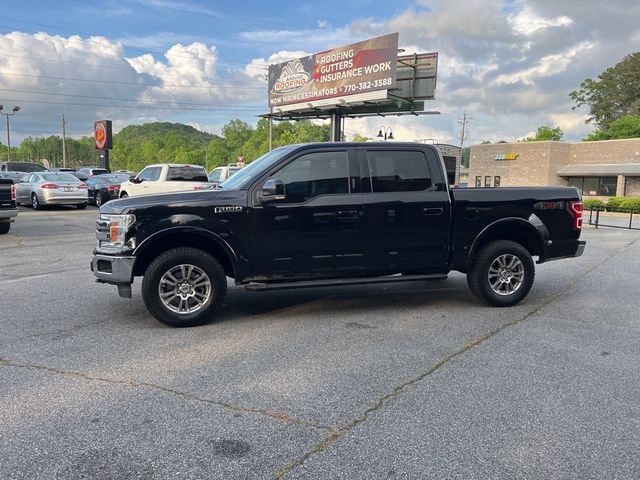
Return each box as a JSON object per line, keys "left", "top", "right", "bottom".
{"left": 91, "top": 253, "right": 136, "bottom": 285}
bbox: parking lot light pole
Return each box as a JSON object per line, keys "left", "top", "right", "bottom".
{"left": 377, "top": 126, "right": 394, "bottom": 141}
{"left": 0, "top": 105, "right": 20, "bottom": 162}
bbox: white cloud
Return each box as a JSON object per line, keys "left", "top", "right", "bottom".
{"left": 492, "top": 41, "right": 594, "bottom": 86}
{"left": 508, "top": 4, "right": 573, "bottom": 36}
{"left": 0, "top": 32, "right": 265, "bottom": 141}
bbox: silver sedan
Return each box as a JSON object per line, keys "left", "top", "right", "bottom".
{"left": 16, "top": 172, "right": 88, "bottom": 209}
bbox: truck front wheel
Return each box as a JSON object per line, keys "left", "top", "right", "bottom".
{"left": 142, "top": 247, "right": 227, "bottom": 327}
{"left": 467, "top": 240, "right": 535, "bottom": 307}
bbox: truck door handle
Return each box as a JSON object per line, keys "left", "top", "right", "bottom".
{"left": 337, "top": 210, "right": 361, "bottom": 222}
{"left": 422, "top": 207, "right": 443, "bottom": 216}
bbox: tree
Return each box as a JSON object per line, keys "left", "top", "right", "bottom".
{"left": 584, "top": 115, "right": 640, "bottom": 141}
{"left": 570, "top": 52, "right": 640, "bottom": 129}
{"left": 522, "top": 126, "right": 563, "bottom": 142}
{"left": 351, "top": 133, "right": 371, "bottom": 142}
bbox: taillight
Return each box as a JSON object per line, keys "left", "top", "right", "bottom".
{"left": 569, "top": 201, "right": 583, "bottom": 230}
{"left": 193, "top": 186, "right": 203, "bottom": 190}
{"left": 107, "top": 185, "right": 120, "bottom": 191}
{"left": 40, "top": 183, "right": 58, "bottom": 189}
{"left": 78, "top": 183, "right": 88, "bottom": 189}
{"left": 11, "top": 184, "right": 16, "bottom": 201}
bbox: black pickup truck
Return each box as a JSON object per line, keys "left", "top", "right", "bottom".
{"left": 91, "top": 142, "right": 585, "bottom": 327}
{"left": 0, "top": 178, "right": 18, "bottom": 234}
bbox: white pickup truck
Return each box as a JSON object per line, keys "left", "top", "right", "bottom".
{"left": 118, "top": 164, "right": 212, "bottom": 198}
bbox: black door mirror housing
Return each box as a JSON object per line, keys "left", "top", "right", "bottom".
{"left": 131, "top": 177, "right": 142, "bottom": 184}
{"left": 259, "top": 179, "right": 286, "bottom": 203}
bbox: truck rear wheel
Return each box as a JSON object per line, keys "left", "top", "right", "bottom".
{"left": 0, "top": 222, "right": 10, "bottom": 234}
{"left": 142, "top": 247, "right": 227, "bottom": 327}
{"left": 467, "top": 240, "right": 535, "bottom": 307}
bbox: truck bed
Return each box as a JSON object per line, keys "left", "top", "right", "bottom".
{"left": 450, "top": 186, "right": 583, "bottom": 270}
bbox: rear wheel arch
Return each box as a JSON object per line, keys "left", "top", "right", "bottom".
{"left": 133, "top": 228, "right": 238, "bottom": 280}
{"left": 466, "top": 218, "right": 546, "bottom": 270}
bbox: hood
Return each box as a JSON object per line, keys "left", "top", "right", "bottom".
{"left": 99, "top": 189, "right": 244, "bottom": 214}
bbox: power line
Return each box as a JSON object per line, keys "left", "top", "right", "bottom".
{"left": 0, "top": 70, "right": 266, "bottom": 90}
{"left": 0, "top": 97, "right": 264, "bottom": 112}
{"left": 0, "top": 87, "right": 263, "bottom": 108}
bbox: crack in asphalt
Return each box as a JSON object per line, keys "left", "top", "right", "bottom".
{"left": 0, "top": 358, "right": 336, "bottom": 435}
{"left": 274, "top": 238, "right": 638, "bottom": 479}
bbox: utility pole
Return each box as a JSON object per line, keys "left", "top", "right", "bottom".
{"left": 61, "top": 113, "right": 67, "bottom": 168}
{"left": 268, "top": 117, "right": 273, "bottom": 151}
{"left": 458, "top": 113, "right": 470, "bottom": 150}
{"left": 458, "top": 113, "right": 471, "bottom": 151}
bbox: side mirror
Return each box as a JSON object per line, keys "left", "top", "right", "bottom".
{"left": 259, "top": 179, "right": 286, "bottom": 203}
{"left": 131, "top": 177, "right": 142, "bottom": 184}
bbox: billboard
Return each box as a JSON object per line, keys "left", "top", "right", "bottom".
{"left": 268, "top": 33, "right": 399, "bottom": 111}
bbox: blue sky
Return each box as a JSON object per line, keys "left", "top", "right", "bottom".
{"left": 1, "top": 0, "right": 639, "bottom": 146}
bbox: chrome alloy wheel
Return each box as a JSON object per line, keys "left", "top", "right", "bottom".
{"left": 488, "top": 254, "right": 525, "bottom": 296}
{"left": 158, "top": 264, "right": 212, "bottom": 315}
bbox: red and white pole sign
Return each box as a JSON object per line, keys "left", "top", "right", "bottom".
{"left": 94, "top": 120, "right": 113, "bottom": 150}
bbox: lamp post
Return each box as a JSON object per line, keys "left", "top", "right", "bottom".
{"left": 0, "top": 105, "right": 20, "bottom": 162}
{"left": 377, "top": 126, "right": 394, "bottom": 141}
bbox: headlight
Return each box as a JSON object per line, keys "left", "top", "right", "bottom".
{"left": 96, "top": 214, "right": 136, "bottom": 249}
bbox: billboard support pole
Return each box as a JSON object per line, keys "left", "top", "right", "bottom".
{"left": 330, "top": 111, "right": 343, "bottom": 142}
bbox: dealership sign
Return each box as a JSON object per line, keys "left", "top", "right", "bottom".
{"left": 495, "top": 153, "right": 519, "bottom": 161}
{"left": 268, "top": 33, "right": 398, "bottom": 111}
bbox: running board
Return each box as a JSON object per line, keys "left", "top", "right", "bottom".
{"left": 244, "top": 274, "right": 448, "bottom": 292}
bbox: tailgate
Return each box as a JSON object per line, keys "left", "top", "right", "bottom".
{"left": 0, "top": 179, "right": 15, "bottom": 208}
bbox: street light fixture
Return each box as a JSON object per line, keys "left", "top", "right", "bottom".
{"left": 377, "top": 126, "right": 394, "bottom": 141}
{"left": 0, "top": 105, "right": 21, "bottom": 162}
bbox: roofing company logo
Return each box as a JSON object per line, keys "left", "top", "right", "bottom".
{"left": 272, "top": 59, "right": 311, "bottom": 94}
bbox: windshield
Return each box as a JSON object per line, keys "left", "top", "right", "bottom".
{"left": 220, "top": 146, "right": 297, "bottom": 190}
{"left": 103, "top": 174, "right": 130, "bottom": 183}
{"left": 41, "top": 173, "right": 79, "bottom": 182}
{"left": 7, "top": 162, "right": 48, "bottom": 172}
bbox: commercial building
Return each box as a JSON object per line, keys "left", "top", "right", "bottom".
{"left": 469, "top": 138, "right": 640, "bottom": 197}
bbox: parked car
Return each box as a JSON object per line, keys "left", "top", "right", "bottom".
{"left": 49, "top": 167, "right": 76, "bottom": 173}
{"left": 113, "top": 169, "right": 136, "bottom": 177}
{"left": 16, "top": 172, "right": 88, "bottom": 209}
{"left": 74, "top": 167, "right": 109, "bottom": 181}
{"left": 0, "top": 161, "right": 49, "bottom": 173}
{"left": 86, "top": 174, "right": 131, "bottom": 207}
{"left": 92, "top": 142, "right": 586, "bottom": 327}
{"left": 0, "top": 178, "right": 18, "bottom": 234}
{"left": 118, "top": 164, "right": 212, "bottom": 198}
{"left": 208, "top": 164, "right": 243, "bottom": 184}
{"left": 0, "top": 171, "right": 28, "bottom": 183}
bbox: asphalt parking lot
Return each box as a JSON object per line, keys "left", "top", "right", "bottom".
{"left": 1, "top": 206, "right": 639, "bottom": 479}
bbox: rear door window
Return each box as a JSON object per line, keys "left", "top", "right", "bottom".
{"left": 366, "top": 151, "right": 432, "bottom": 192}
{"left": 166, "top": 167, "right": 208, "bottom": 182}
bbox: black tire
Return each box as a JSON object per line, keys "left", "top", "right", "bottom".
{"left": 76, "top": 203, "right": 87, "bottom": 210}
{"left": 0, "top": 222, "right": 10, "bottom": 234}
{"left": 95, "top": 192, "right": 104, "bottom": 207}
{"left": 120, "top": 192, "right": 128, "bottom": 199}
{"left": 31, "top": 193, "right": 41, "bottom": 210}
{"left": 141, "top": 247, "right": 227, "bottom": 327}
{"left": 467, "top": 240, "right": 535, "bottom": 307}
